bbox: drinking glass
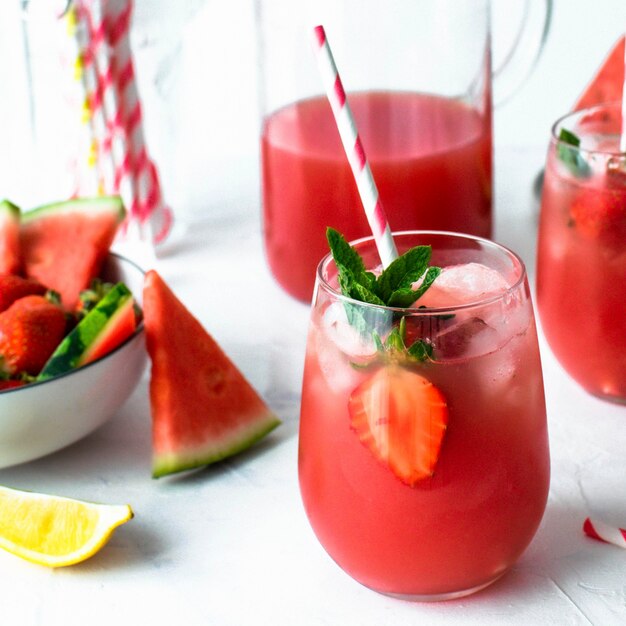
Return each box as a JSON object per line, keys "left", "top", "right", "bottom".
{"left": 298, "top": 231, "right": 550, "bottom": 599}
{"left": 537, "top": 103, "right": 626, "bottom": 403}
{"left": 256, "top": 0, "right": 552, "bottom": 301}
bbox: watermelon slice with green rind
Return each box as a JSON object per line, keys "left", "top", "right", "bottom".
{"left": 21, "top": 196, "right": 125, "bottom": 310}
{"left": 0, "top": 200, "right": 21, "bottom": 275}
{"left": 37, "top": 282, "right": 137, "bottom": 381}
{"left": 143, "top": 270, "right": 281, "bottom": 478}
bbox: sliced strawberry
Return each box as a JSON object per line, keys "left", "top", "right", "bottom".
{"left": 348, "top": 365, "right": 448, "bottom": 485}
{"left": 570, "top": 183, "right": 626, "bottom": 245}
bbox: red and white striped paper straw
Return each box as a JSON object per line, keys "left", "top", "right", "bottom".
{"left": 75, "top": 1, "right": 134, "bottom": 212}
{"left": 583, "top": 517, "right": 626, "bottom": 549}
{"left": 103, "top": 0, "right": 173, "bottom": 244}
{"left": 70, "top": 2, "right": 115, "bottom": 195}
{"left": 72, "top": 0, "right": 173, "bottom": 245}
{"left": 64, "top": 5, "right": 102, "bottom": 197}
{"left": 312, "top": 25, "right": 398, "bottom": 267}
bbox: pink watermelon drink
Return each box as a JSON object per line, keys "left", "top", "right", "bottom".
{"left": 537, "top": 104, "right": 626, "bottom": 403}
{"left": 298, "top": 231, "right": 549, "bottom": 599}
{"left": 261, "top": 92, "right": 492, "bottom": 301}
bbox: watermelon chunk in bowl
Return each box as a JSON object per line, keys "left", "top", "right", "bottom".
{"left": 0, "top": 253, "right": 147, "bottom": 469}
{"left": 20, "top": 196, "right": 126, "bottom": 310}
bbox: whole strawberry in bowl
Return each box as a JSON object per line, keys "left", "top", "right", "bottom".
{"left": 0, "top": 293, "right": 67, "bottom": 377}
{"left": 0, "top": 196, "right": 147, "bottom": 468}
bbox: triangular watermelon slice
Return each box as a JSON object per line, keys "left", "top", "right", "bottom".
{"left": 0, "top": 200, "right": 21, "bottom": 275}
{"left": 574, "top": 35, "right": 625, "bottom": 110}
{"left": 143, "top": 270, "right": 281, "bottom": 478}
{"left": 20, "top": 196, "right": 125, "bottom": 310}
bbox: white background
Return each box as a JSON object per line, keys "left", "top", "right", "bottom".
{"left": 0, "top": 2, "right": 624, "bottom": 625}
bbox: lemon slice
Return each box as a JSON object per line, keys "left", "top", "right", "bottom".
{"left": 0, "top": 485, "right": 133, "bottom": 567}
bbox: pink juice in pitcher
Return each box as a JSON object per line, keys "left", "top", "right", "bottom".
{"left": 298, "top": 231, "right": 549, "bottom": 599}
{"left": 261, "top": 92, "right": 492, "bottom": 301}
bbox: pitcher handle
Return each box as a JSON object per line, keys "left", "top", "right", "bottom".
{"left": 492, "top": 0, "right": 553, "bottom": 106}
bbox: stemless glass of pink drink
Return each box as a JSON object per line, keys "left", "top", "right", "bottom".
{"left": 256, "top": 0, "right": 552, "bottom": 301}
{"left": 299, "top": 231, "right": 550, "bottom": 600}
{"left": 537, "top": 103, "right": 626, "bottom": 403}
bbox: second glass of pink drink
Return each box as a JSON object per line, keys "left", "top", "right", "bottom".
{"left": 537, "top": 103, "right": 626, "bottom": 402}
{"left": 299, "top": 231, "right": 550, "bottom": 599}
{"left": 256, "top": 0, "right": 552, "bottom": 301}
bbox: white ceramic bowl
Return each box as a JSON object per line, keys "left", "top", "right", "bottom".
{"left": 0, "top": 253, "right": 147, "bottom": 469}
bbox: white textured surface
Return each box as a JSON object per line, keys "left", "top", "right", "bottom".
{"left": 0, "top": 1, "right": 624, "bottom": 625}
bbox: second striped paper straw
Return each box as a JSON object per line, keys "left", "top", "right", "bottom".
{"left": 583, "top": 517, "right": 626, "bottom": 549}
{"left": 312, "top": 25, "right": 398, "bottom": 267}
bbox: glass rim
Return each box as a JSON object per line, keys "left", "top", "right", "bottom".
{"left": 315, "top": 230, "right": 527, "bottom": 315}
{"left": 550, "top": 101, "right": 625, "bottom": 156}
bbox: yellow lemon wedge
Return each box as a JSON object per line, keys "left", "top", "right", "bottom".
{"left": 0, "top": 485, "right": 133, "bottom": 567}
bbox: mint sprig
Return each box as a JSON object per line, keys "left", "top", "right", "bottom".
{"left": 368, "top": 318, "right": 434, "bottom": 365}
{"left": 557, "top": 128, "right": 591, "bottom": 178}
{"left": 327, "top": 227, "right": 441, "bottom": 307}
{"left": 327, "top": 227, "right": 440, "bottom": 362}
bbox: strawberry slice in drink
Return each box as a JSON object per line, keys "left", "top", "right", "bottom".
{"left": 348, "top": 366, "right": 448, "bottom": 486}
{"left": 569, "top": 181, "right": 626, "bottom": 245}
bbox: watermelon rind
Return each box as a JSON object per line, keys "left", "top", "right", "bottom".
{"left": 0, "top": 199, "right": 21, "bottom": 275}
{"left": 20, "top": 196, "right": 125, "bottom": 225}
{"left": 80, "top": 295, "right": 136, "bottom": 364}
{"left": 0, "top": 199, "right": 20, "bottom": 219}
{"left": 152, "top": 411, "right": 281, "bottom": 479}
{"left": 37, "top": 282, "right": 133, "bottom": 381}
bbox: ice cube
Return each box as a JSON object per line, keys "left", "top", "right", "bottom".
{"left": 315, "top": 330, "right": 364, "bottom": 394}
{"left": 478, "top": 335, "right": 524, "bottom": 402}
{"left": 415, "top": 263, "right": 510, "bottom": 309}
{"left": 432, "top": 317, "right": 502, "bottom": 360}
{"left": 313, "top": 303, "right": 378, "bottom": 393}
{"left": 321, "top": 302, "right": 378, "bottom": 358}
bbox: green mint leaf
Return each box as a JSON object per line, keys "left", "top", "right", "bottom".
{"left": 327, "top": 228, "right": 376, "bottom": 292}
{"left": 327, "top": 229, "right": 443, "bottom": 364}
{"left": 407, "top": 339, "right": 433, "bottom": 361}
{"left": 389, "top": 266, "right": 442, "bottom": 308}
{"left": 373, "top": 332, "right": 385, "bottom": 352}
{"left": 384, "top": 326, "right": 406, "bottom": 352}
{"left": 374, "top": 245, "right": 432, "bottom": 302}
{"left": 386, "top": 288, "right": 420, "bottom": 309}
{"left": 559, "top": 128, "right": 580, "bottom": 147}
{"left": 351, "top": 281, "right": 386, "bottom": 306}
{"left": 327, "top": 228, "right": 440, "bottom": 309}
{"left": 336, "top": 261, "right": 385, "bottom": 306}
{"left": 557, "top": 128, "right": 591, "bottom": 178}
{"left": 371, "top": 316, "right": 434, "bottom": 364}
